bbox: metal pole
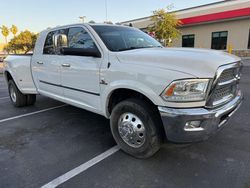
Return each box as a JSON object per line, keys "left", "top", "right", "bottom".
{"left": 105, "top": 0, "right": 108, "bottom": 22}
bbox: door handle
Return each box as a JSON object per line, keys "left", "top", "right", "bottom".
{"left": 37, "top": 61, "right": 43, "bottom": 65}
{"left": 62, "top": 63, "right": 71, "bottom": 67}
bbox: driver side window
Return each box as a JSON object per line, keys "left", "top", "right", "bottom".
{"left": 68, "top": 27, "right": 96, "bottom": 49}
{"left": 43, "top": 29, "right": 68, "bottom": 55}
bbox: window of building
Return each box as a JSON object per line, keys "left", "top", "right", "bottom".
{"left": 211, "top": 31, "right": 228, "bottom": 50}
{"left": 68, "top": 27, "right": 95, "bottom": 49}
{"left": 248, "top": 29, "right": 250, "bottom": 49}
{"left": 182, "top": 34, "right": 195, "bottom": 47}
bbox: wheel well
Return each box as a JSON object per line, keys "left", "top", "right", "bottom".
{"left": 107, "top": 88, "right": 167, "bottom": 141}
{"left": 4, "top": 71, "right": 13, "bottom": 82}
{"left": 108, "top": 88, "right": 156, "bottom": 115}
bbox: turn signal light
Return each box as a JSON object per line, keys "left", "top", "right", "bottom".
{"left": 165, "top": 84, "right": 176, "bottom": 97}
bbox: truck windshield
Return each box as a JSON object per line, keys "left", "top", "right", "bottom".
{"left": 91, "top": 25, "right": 162, "bottom": 52}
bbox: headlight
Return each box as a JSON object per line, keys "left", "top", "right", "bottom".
{"left": 161, "top": 79, "right": 210, "bottom": 102}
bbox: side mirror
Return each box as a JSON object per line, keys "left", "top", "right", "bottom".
{"left": 53, "top": 34, "right": 68, "bottom": 53}
{"left": 61, "top": 47, "right": 101, "bottom": 58}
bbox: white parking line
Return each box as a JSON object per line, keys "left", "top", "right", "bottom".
{"left": 41, "top": 145, "right": 120, "bottom": 188}
{"left": 0, "top": 104, "right": 67, "bottom": 123}
{"left": 0, "top": 96, "right": 9, "bottom": 100}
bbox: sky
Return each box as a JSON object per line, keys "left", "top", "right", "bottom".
{"left": 0, "top": 0, "right": 223, "bottom": 43}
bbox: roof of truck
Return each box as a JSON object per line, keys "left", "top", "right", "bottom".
{"left": 43, "top": 23, "right": 128, "bottom": 33}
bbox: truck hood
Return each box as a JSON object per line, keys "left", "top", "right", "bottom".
{"left": 115, "top": 47, "right": 241, "bottom": 78}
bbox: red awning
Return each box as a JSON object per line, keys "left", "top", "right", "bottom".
{"left": 180, "top": 7, "right": 250, "bottom": 25}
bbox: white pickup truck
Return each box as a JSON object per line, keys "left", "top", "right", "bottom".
{"left": 3, "top": 24, "right": 243, "bottom": 158}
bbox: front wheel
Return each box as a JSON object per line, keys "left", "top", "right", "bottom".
{"left": 110, "top": 98, "right": 163, "bottom": 158}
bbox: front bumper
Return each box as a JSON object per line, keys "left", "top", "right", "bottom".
{"left": 158, "top": 90, "right": 243, "bottom": 143}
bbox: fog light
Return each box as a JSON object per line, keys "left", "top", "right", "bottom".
{"left": 184, "top": 121, "right": 204, "bottom": 131}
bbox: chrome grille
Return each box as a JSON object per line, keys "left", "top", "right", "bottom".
{"left": 212, "top": 85, "right": 235, "bottom": 106}
{"left": 207, "top": 62, "right": 242, "bottom": 107}
{"left": 219, "top": 68, "right": 236, "bottom": 83}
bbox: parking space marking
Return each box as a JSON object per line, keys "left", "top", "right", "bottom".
{"left": 0, "top": 96, "right": 9, "bottom": 100}
{"left": 41, "top": 145, "right": 120, "bottom": 188}
{"left": 0, "top": 104, "right": 67, "bottom": 123}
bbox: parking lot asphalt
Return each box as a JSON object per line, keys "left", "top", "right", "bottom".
{"left": 0, "top": 62, "right": 250, "bottom": 188}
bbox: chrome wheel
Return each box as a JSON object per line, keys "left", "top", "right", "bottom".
{"left": 118, "top": 113, "right": 146, "bottom": 148}
{"left": 9, "top": 85, "right": 17, "bottom": 103}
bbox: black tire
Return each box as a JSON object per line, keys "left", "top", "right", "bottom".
{"left": 8, "top": 80, "right": 27, "bottom": 107}
{"left": 26, "top": 94, "right": 36, "bottom": 106}
{"left": 110, "top": 98, "right": 163, "bottom": 158}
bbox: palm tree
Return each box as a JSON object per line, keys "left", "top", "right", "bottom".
{"left": 0, "top": 25, "right": 9, "bottom": 44}
{"left": 10, "top": 25, "right": 18, "bottom": 37}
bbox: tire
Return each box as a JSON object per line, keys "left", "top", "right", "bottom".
{"left": 26, "top": 94, "right": 36, "bottom": 106}
{"left": 110, "top": 98, "right": 163, "bottom": 158}
{"left": 8, "top": 80, "right": 27, "bottom": 107}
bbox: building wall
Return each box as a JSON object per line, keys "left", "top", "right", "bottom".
{"left": 121, "top": 1, "right": 250, "bottom": 28}
{"left": 120, "top": 0, "right": 250, "bottom": 55}
{"left": 172, "top": 18, "right": 250, "bottom": 50}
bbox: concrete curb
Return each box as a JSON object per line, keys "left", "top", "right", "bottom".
{"left": 241, "top": 57, "right": 250, "bottom": 60}
{"left": 242, "top": 58, "right": 250, "bottom": 67}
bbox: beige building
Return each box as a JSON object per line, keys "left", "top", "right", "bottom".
{"left": 120, "top": 0, "right": 250, "bottom": 57}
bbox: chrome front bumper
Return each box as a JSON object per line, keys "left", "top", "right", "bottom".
{"left": 158, "top": 90, "right": 243, "bottom": 143}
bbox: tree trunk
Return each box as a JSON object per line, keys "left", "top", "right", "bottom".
{"left": 164, "top": 39, "right": 167, "bottom": 47}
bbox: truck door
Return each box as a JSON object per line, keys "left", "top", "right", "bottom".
{"left": 60, "top": 27, "right": 102, "bottom": 110}
{"left": 32, "top": 29, "right": 67, "bottom": 97}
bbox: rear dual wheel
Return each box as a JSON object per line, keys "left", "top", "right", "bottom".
{"left": 8, "top": 80, "right": 36, "bottom": 107}
{"left": 110, "top": 98, "right": 163, "bottom": 158}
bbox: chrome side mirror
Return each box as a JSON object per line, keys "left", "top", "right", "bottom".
{"left": 53, "top": 34, "right": 68, "bottom": 53}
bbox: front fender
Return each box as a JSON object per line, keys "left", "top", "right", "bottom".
{"left": 101, "top": 80, "right": 166, "bottom": 117}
